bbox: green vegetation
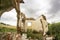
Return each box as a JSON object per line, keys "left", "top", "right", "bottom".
{"left": 26, "top": 29, "right": 43, "bottom": 40}
{"left": 0, "top": 0, "right": 12, "bottom": 10}
{"left": 1, "top": 22, "right": 60, "bottom": 40}
{"left": 48, "top": 22, "right": 60, "bottom": 40}
{"left": 0, "top": 0, "right": 13, "bottom": 16}
{"left": 0, "top": 27, "right": 16, "bottom": 32}
{"left": 0, "top": 23, "right": 16, "bottom": 32}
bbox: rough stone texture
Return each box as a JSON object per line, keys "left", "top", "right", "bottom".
{"left": 0, "top": 32, "right": 40, "bottom": 40}
{"left": 0, "top": 32, "right": 29, "bottom": 40}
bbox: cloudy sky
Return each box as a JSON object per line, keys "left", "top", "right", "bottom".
{"left": 0, "top": 0, "right": 60, "bottom": 26}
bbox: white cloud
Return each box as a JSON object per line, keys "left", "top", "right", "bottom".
{"left": 0, "top": 9, "right": 17, "bottom": 26}
{"left": 0, "top": 0, "right": 60, "bottom": 26}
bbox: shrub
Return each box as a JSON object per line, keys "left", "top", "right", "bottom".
{"left": 48, "top": 22, "right": 60, "bottom": 40}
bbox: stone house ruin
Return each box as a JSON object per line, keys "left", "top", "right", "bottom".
{"left": 25, "top": 15, "right": 48, "bottom": 35}
{"left": 20, "top": 13, "right": 48, "bottom": 35}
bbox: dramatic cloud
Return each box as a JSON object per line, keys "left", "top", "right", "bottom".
{"left": 47, "top": 0, "right": 60, "bottom": 23}
{"left": 49, "top": 0, "right": 60, "bottom": 13}
{"left": 21, "top": 0, "right": 51, "bottom": 18}
{"left": 0, "top": 0, "right": 60, "bottom": 26}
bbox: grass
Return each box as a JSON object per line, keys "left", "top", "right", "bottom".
{"left": 0, "top": 23, "right": 16, "bottom": 32}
